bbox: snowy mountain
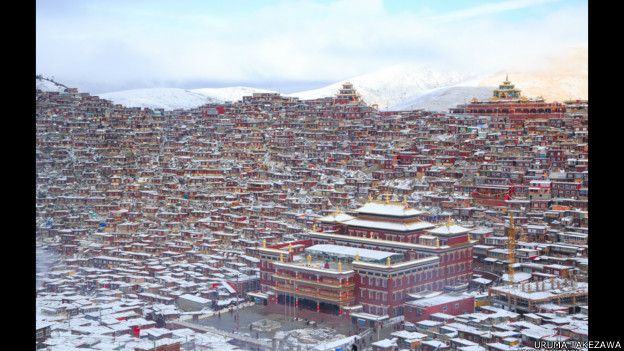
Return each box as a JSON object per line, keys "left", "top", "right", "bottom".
{"left": 287, "top": 63, "right": 471, "bottom": 109}
{"left": 191, "top": 86, "right": 276, "bottom": 103}
{"left": 478, "top": 47, "right": 587, "bottom": 103}
{"left": 287, "top": 47, "right": 587, "bottom": 111}
{"left": 36, "top": 75, "right": 68, "bottom": 93}
{"left": 98, "top": 88, "right": 221, "bottom": 110}
{"left": 389, "top": 86, "right": 494, "bottom": 112}
{"left": 39, "top": 47, "right": 586, "bottom": 112}
{"left": 98, "top": 86, "right": 277, "bottom": 110}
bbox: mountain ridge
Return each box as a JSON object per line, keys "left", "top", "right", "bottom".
{"left": 37, "top": 47, "right": 587, "bottom": 112}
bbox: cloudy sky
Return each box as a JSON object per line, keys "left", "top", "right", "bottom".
{"left": 36, "top": 0, "right": 587, "bottom": 94}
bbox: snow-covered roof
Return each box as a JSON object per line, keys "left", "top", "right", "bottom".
{"left": 372, "top": 338, "right": 398, "bottom": 348}
{"left": 390, "top": 330, "right": 427, "bottom": 340}
{"left": 355, "top": 202, "right": 425, "bottom": 217}
{"left": 317, "top": 211, "right": 355, "bottom": 223}
{"left": 406, "top": 294, "right": 471, "bottom": 307}
{"left": 178, "top": 294, "right": 210, "bottom": 305}
{"left": 501, "top": 272, "right": 532, "bottom": 283}
{"left": 427, "top": 224, "right": 472, "bottom": 236}
{"left": 305, "top": 244, "right": 398, "bottom": 261}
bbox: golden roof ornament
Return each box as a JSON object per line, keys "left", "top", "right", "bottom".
{"left": 403, "top": 196, "right": 408, "bottom": 207}
{"left": 386, "top": 256, "right": 391, "bottom": 267}
{"left": 354, "top": 252, "right": 360, "bottom": 262}
{"left": 338, "top": 261, "right": 342, "bottom": 272}
{"left": 446, "top": 216, "right": 454, "bottom": 228}
{"left": 262, "top": 239, "right": 266, "bottom": 248}
{"left": 306, "top": 254, "right": 312, "bottom": 266}
{"left": 435, "top": 237, "right": 440, "bottom": 247}
{"left": 288, "top": 243, "right": 293, "bottom": 253}
{"left": 385, "top": 194, "right": 390, "bottom": 204}
{"left": 312, "top": 223, "right": 317, "bottom": 231}
{"left": 368, "top": 193, "right": 373, "bottom": 202}
{"left": 280, "top": 253, "right": 284, "bottom": 263}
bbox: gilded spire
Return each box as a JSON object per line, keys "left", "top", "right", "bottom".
{"left": 386, "top": 256, "right": 391, "bottom": 267}
{"left": 403, "top": 195, "right": 408, "bottom": 207}
{"left": 279, "top": 253, "right": 284, "bottom": 263}
{"left": 446, "top": 216, "right": 454, "bottom": 228}
{"left": 262, "top": 239, "right": 266, "bottom": 248}
{"left": 337, "top": 261, "right": 342, "bottom": 272}
{"left": 288, "top": 243, "right": 293, "bottom": 253}
{"left": 306, "top": 254, "right": 312, "bottom": 266}
{"left": 354, "top": 252, "right": 360, "bottom": 262}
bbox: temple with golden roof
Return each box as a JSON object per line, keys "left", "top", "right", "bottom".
{"left": 256, "top": 197, "right": 474, "bottom": 321}
{"left": 449, "top": 76, "right": 565, "bottom": 120}
{"left": 334, "top": 82, "right": 362, "bottom": 105}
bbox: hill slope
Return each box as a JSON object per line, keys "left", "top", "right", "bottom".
{"left": 36, "top": 75, "right": 68, "bottom": 93}
{"left": 98, "top": 88, "right": 221, "bottom": 110}
{"left": 287, "top": 64, "right": 469, "bottom": 109}
{"left": 38, "top": 47, "right": 586, "bottom": 111}
{"left": 389, "top": 86, "right": 494, "bottom": 112}
{"left": 191, "top": 87, "right": 276, "bottom": 103}
{"left": 478, "top": 47, "right": 587, "bottom": 102}
{"left": 98, "top": 86, "right": 277, "bottom": 110}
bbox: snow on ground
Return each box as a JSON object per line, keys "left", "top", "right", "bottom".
{"left": 194, "top": 332, "right": 242, "bottom": 350}
{"left": 478, "top": 47, "right": 587, "bottom": 102}
{"left": 99, "top": 88, "right": 220, "bottom": 110}
{"left": 36, "top": 245, "right": 59, "bottom": 288}
{"left": 275, "top": 327, "right": 347, "bottom": 350}
{"left": 98, "top": 86, "right": 276, "bottom": 110}
{"left": 287, "top": 63, "right": 470, "bottom": 110}
{"left": 389, "top": 86, "right": 494, "bottom": 112}
{"left": 37, "top": 77, "right": 67, "bottom": 93}
{"left": 191, "top": 86, "right": 277, "bottom": 103}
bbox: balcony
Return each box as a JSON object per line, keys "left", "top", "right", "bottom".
{"left": 272, "top": 273, "right": 355, "bottom": 290}
{"left": 273, "top": 284, "right": 355, "bottom": 304}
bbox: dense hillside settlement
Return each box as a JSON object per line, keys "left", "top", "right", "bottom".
{"left": 36, "top": 78, "right": 588, "bottom": 350}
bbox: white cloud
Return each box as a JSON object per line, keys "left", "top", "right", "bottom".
{"left": 36, "top": 0, "right": 587, "bottom": 93}
{"left": 430, "top": 0, "right": 563, "bottom": 22}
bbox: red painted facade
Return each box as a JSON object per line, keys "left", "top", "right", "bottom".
{"left": 404, "top": 295, "right": 475, "bottom": 323}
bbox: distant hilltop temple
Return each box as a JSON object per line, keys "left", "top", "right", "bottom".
{"left": 334, "top": 82, "right": 362, "bottom": 105}
{"left": 449, "top": 76, "right": 566, "bottom": 120}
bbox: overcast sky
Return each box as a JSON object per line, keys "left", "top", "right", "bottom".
{"left": 36, "top": 0, "right": 587, "bottom": 94}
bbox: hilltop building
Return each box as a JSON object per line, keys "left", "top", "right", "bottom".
{"left": 449, "top": 76, "right": 566, "bottom": 120}
{"left": 335, "top": 82, "right": 362, "bottom": 105}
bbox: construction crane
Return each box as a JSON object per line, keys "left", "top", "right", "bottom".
{"left": 507, "top": 212, "right": 516, "bottom": 286}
